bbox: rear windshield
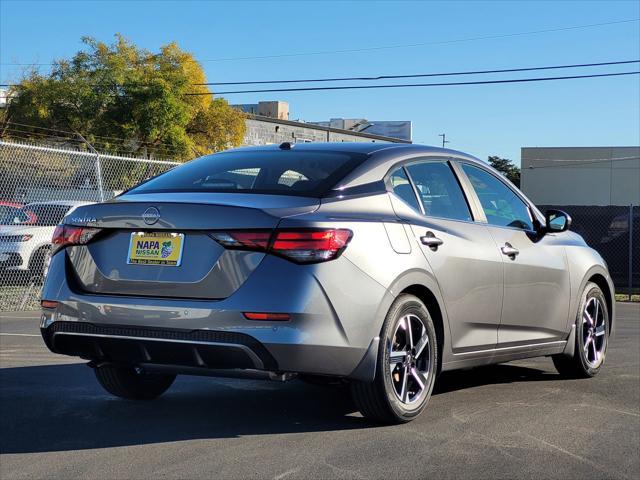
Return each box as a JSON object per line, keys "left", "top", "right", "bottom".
{"left": 22, "top": 205, "right": 73, "bottom": 226}
{"left": 127, "top": 150, "right": 367, "bottom": 197}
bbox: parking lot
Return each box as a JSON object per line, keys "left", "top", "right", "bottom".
{"left": 0, "top": 303, "right": 638, "bottom": 480}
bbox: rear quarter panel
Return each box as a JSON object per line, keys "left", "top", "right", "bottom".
{"left": 278, "top": 193, "right": 450, "bottom": 354}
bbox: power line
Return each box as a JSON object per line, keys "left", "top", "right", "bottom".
{"left": 4, "top": 121, "right": 184, "bottom": 154}
{"left": 196, "top": 18, "right": 640, "bottom": 62}
{"left": 194, "top": 60, "right": 640, "bottom": 86}
{"left": 1, "top": 18, "right": 637, "bottom": 67}
{"left": 184, "top": 71, "right": 640, "bottom": 95}
{"left": 3, "top": 59, "right": 637, "bottom": 88}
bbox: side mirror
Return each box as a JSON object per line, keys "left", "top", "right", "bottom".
{"left": 545, "top": 209, "right": 572, "bottom": 233}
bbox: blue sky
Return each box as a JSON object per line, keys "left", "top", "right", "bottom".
{"left": 1, "top": 0, "right": 639, "bottom": 164}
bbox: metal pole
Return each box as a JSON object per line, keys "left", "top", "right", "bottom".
{"left": 629, "top": 204, "right": 634, "bottom": 301}
{"left": 94, "top": 153, "right": 105, "bottom": 202}
{"left": 76, "top": 132, "right": 105, "bottom": 202}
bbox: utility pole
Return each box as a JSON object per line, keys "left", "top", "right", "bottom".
{"left": 439, "top": 133, "right": 450, "bottom": 148}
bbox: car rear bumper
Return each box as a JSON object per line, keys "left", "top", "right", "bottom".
{"left": 41, "top": 321, "right": 278, "bottom": 371}
{"left": 40, "top": 250, "right": 392, "bottom": 379}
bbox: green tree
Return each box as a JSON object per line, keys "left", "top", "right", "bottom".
{"left": 488, "top": 155, "right": 521, "bottom": 188}
{"left": 3, "top": 35, "right": 245, "bottom": 161}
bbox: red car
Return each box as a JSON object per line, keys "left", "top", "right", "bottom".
{"left": 0, "top": 201, "right": 37, "bottom": 225}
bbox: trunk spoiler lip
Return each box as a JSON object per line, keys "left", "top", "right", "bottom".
{"left": 113, "top": 192, "right": 320, "bottom": 209}
{"left": 63, "top": 195, "right": 320, "bottom": 228}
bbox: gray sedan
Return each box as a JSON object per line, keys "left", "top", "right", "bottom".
{"left": 40, "top": 142, "right": 614, "bottom": 423}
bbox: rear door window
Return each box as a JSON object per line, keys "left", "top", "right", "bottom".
{"left": 405, "top": 161, "right": 472, "bottom": 221}
{"left": 128, "top": 151, "right": 367, "bottom": 197}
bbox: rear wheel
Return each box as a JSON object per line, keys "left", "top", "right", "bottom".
{"left": 350, "top": 294, "right": 437, "bottom": 424}
{"left": 552, "top": 282, "right": 609, "bottom": 378}
{"left": 94, "top": 365, "right": 176, "bottom": 400}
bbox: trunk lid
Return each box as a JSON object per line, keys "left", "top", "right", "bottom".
{"left": 64, "top": 193, "right": 319, "bottom": 299}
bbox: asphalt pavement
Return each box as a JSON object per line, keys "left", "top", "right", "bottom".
{"left": 1, "top": 304, "right": 638, "bottom": 479}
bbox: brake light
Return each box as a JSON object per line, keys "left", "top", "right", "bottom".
{"left": 272, "top": 229, "right": 352, "bottom": 263}
{"left": 41, "top": 300, "right": 59, "bottom": 309}
{"left": 243, "top": 312, "right": 290, "bottom": 321}
{"left": 209, "top": 228, "right": 352, "bottom": 264}
{"left": 51, "top": 225, "right": 101, "bottom": 255}
{"left": 209, "top": 231, "right": 271, "bottom": 250}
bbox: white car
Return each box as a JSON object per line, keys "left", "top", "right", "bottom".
{"left": 0, "top": 201, "right": 91, "bottom": 278}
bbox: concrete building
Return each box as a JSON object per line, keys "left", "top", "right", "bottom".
{"left": 242, "top": 115, "right": 410, "bottom": 146}
{"left": 233, "top": 101, "right": 289, "bottom": 120}
{"left": 232, "top": 101, "right": 412, "bottom": 143}
{"left": 311, "top": 118, "right": 412, "bottom": 142}
{"left": 521, "top": 146, "right": 640, "bottom": 206}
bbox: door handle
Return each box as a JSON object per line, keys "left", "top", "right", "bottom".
{"left": 501, "top": 243, "right": 519, "bottom": 258}
{"left": 420, "top": 231, "right": 444, "bottom": 250}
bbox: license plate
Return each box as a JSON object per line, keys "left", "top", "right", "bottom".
{"left": 127, "top": 232, "right": 185, "bottom": 266}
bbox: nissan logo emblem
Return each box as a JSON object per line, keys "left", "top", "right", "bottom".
{"left": 142, "top": 207, "right": 161, "bottom": 225}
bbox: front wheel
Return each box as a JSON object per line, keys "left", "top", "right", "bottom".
{"left": 552, "top": 282, "right": 609, "bottom": 378}
{"left": 94, "top": 365, "right": 176, "bottom": 400}
{"left": 350, "top": 294, "right": 438, "bottom": 424}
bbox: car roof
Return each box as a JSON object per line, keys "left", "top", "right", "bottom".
{"left": 222, "top": 142, "right": 483, "bottom": 163}
{"left": 221, "top": 142, "right": 394, "bottom": 156}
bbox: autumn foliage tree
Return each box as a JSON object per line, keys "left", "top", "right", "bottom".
{"left": 3, "top": 35, "right": 245, "bottom": 160}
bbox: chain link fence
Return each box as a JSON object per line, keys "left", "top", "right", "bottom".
{"left": 539, "top": 205, "right": 638, "bottom": 299}
{"left": 0, "top": 140, "right": 179, "bottom": 310}
{"left": 1, "top": 139, "right": 637, "bottom": 310}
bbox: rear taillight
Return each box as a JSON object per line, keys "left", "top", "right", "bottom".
{"left": 271, "top": 229, "right": 352, "bottom": 263}
{"left": 209, "top": 231, "right": 271, "bottom": 251}
{"left": 243, "top": 312, "right": 290, "bottom": 321}
{"left": 209, "top": 228, "right": 352, "bottom": 264}
{"left": 51, "top": 225, "right": 101, "bottom": 255}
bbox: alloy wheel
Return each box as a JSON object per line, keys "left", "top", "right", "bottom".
{"left": 388, "top": 314, "right": 431, "bottom": 405}
{"left": 581, "top": 297, "right": 607, "bottom": 368}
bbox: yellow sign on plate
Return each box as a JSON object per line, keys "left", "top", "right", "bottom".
{"left": 127, "top": 232, "right": 185, "bottom": 266}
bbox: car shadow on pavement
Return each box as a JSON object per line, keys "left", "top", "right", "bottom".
{"left": 433, "top": 363, "right": 561, "bottom": 395}
{"left": 1, "top": 361, "right": 560, "bottom": 454}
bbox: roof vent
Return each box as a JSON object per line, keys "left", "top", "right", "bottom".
{"left": 279, "top": 142, "right": 293, "bottom": 150}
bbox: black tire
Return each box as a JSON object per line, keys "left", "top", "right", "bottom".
{"left": 29, "top": 247, "right": 51, "bottom": 281}
{"left": 94, "top": 365, "right": 176, "bottom": 400}
{"left": 552, "top": 282, "right": 609, "bottom": 378}
{"left": 350, "top": 294, "right": 438, "bottom": 424}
